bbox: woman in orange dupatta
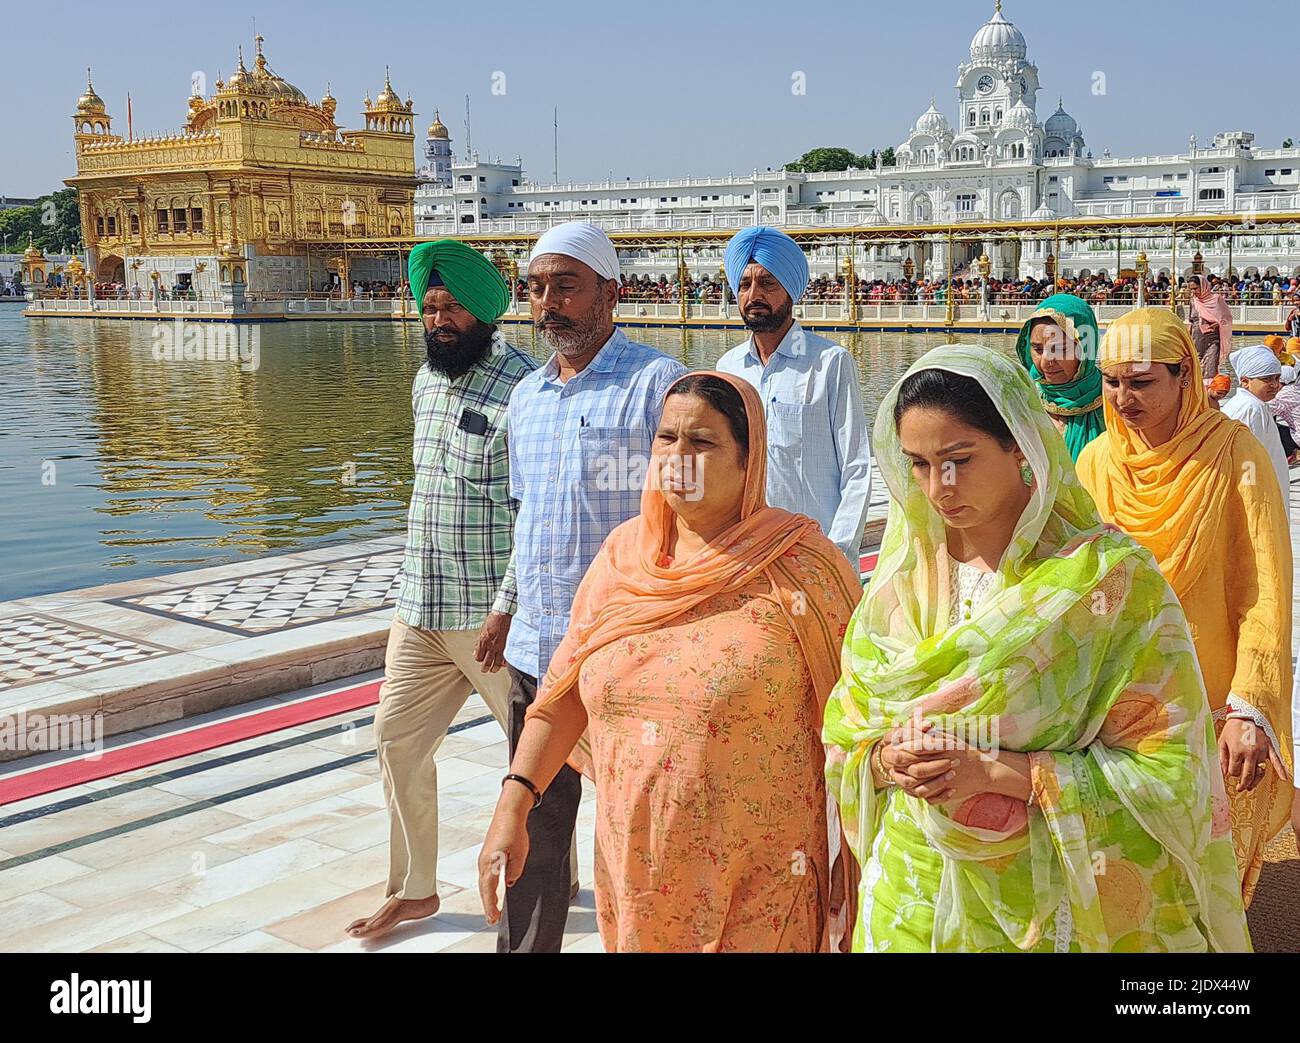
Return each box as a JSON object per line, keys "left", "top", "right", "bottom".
{"left": 1076, "top": 308, "right": 1294, "bottom": 905}
{"left": 476, "top": 371, "right": 862, "bottom": 951}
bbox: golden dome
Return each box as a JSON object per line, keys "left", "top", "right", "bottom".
{"left": 76, "top": 68, "right": 106, "bottom": 114}
{"left": 372, "top": 67, "right": 409, "bottom": 111}
{"left": 320, "top": 82, "right": 337, "bottom": 117}
{"left": 427, "top": 109, "right": 449, "bottom": 139}
{"left": 251, "top": 35, "right": 308, "bottom": 104}
{"left": 225, "top": 47, "right": 254, "bottom": 90}
{"left": 22, "top": 235, "right": 44, "bottom": 262}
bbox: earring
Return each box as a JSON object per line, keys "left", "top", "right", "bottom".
{"left": 1181, "top": 380, "right": 1190, "bottom": 388}
{"left": 1020, "top": 461, "right": 1034, "bottom": 487}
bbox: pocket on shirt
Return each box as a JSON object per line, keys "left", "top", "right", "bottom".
{"left": 578, "top": 426, "right": 650, "bottom": 499}
{"left": 443, "top": 427, "right": 495, "bottom": 487}
{"left": 767, "top": 402, "right": 810, "bottom": 514}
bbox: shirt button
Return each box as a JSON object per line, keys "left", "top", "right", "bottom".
{"left": 543, "top": 608, "right": 552, "bottom": 616}
{"left": 541, "top": 564, "right": 549, "bottom": 573}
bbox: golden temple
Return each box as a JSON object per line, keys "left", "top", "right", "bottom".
{"left": 65, "top": 36, "right": 417, "bottom": 297}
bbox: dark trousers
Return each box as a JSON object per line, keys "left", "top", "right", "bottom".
{"left": 1278, "top": 421, "right": 1298, "bottom": 457}
{"left": 496, "top": 666, "right": 582, "bottom": 953}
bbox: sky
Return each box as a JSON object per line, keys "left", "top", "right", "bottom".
{"left": 2, "top": 0, "right": 1293, "bottom": 196}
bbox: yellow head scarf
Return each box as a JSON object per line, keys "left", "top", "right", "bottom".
{"left": 1090, "top": 308, "right": 1246, "bottom": 596}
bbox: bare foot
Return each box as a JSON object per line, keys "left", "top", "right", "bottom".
{"left": 346, "top": 894, "right": 440, "bottom": 939}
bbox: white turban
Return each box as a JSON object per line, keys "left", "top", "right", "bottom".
{"left": 1283, "top": 365, "right": 1297, "bottom": 385}
{"left": 529, "top": 222, "right": 620, "bottom": 281}
{"left": 1230, "top": 345, "right": 1282, "bottom": 380}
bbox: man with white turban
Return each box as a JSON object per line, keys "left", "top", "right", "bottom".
{"left": 1223, "top": 344, "right": 1291, "bottom": 509}
{"left": 716, "top": 226, "right": 873, "bottom": 568}
{"left": 477, "top": 222, "right": 686, "bottom": 952}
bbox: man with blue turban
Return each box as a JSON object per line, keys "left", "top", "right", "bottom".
{"left": 716, "top": 226, "right": 873, "bottom": 568}
{"left": 346, "top": 238, "right": 537, "bottom": 941}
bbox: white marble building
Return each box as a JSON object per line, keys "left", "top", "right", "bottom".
{"left": 415, "top": 3, "right": 1300, "bottom": 282}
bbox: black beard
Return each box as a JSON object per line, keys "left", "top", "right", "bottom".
{"left": 741, "top": 298, "right": 793, "bottom": 333}
{"left": 424, "top": 322, "right": 494, "bottom": 379}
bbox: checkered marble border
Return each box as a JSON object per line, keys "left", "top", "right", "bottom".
{"left": 109, "top": 550, "right": 403, "bottom": 636}
{"left": 0, "top": 613, "right": 173, "bottom": 691}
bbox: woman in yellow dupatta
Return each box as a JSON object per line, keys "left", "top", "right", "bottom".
{"left": 476, "top": 371, "right": 862, "bottom": 951}
{"left": 1076, "top": 308, "right": 1294, "bottom": 905}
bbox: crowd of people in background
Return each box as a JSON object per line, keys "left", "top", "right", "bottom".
{"left": 537, "top": 267, "right": 1300, "bottom": 311}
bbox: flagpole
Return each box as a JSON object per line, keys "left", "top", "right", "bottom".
{"left": 127, "top": 93, "right": 133, "bottom": 141}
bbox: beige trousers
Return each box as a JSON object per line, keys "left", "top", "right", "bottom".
{"left": 373, "top": 619, "right": 577, "bottom": 900}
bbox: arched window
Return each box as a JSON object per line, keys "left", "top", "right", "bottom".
{"left": 968, "top": 110, "right": 976, "bottom": 127}
{"left": 1199, "top": 188, "right": 1226, "bottom": 201}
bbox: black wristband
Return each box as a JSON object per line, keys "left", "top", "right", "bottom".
{"left": 503, "top": 773, "right": 542, "bottom": 809}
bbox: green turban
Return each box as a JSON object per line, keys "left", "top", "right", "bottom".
{"left": 408, "top": 239, "right": 510, "bottom": 324}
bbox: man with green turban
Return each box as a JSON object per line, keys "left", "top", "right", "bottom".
{"left": 347, "top": 238, "right": 536, "bottom": 940}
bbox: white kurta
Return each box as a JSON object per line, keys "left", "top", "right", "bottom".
{"left": 1222, "top": 387, "right": 1292, "bottom": 512}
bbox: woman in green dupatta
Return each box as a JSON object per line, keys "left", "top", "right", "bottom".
{"left": 1015, "top": 293, "right": 1104, "bottom": 461}
{"left": 823, "top": 344, "right": 1249, "bottom": 953}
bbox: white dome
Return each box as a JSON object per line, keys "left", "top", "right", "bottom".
{"left": 913, "top": 99, "right": 950, "bottom": 139}
{"left": 1031, "top": 203, "right": 1056, "bottom": 220}
{"left": 1003, "top": 99, "right": 1036, "bottom": 133}
{"left": 1044, "top": 99, "right": 1077, "bottom": 138}
{"left": 970, "top": 2, "right": 1027, "bottom": 62}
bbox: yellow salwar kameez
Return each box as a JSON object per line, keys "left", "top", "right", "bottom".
{"left": 1076, "top": 309, "right": 1294, "bottom": 905}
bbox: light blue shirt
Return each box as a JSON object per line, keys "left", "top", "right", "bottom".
{"left": 716, "top": 321, "right": 872, "bottom": 565}
{"left": 493, "top": 328, "right": 686, "bottom": 678}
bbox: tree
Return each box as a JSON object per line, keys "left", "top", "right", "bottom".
{"left": 784, "top": 147, "right": 872, "bottom": 173}
{"left": 0, "top": 188, "right": 80, "bottom": 255}
{"left": 880, "top": 147, "right": 897, "bottom": 168}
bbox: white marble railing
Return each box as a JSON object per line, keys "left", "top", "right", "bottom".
{"left": 283, "top": 298, "right": 410, "bottom": 315}
{"left": 24, "top": 297, "right": 239, "bottom": 316}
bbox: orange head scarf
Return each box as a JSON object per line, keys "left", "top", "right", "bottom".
{"left": 529, "top": 370, "right": 861, "bottom": 718}
{"left": 1089, "top": 308, "right": 1249, "bottom": 596}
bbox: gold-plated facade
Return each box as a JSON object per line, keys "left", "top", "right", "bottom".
{"left": 65, "top": 39, "right": 417, "bottom": 295}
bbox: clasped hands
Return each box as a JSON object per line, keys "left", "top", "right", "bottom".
{"left": 872, "top": 716, "right": 1031, "bottom": 805}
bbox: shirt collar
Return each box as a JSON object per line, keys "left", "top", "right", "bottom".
{"left": 744, "top": 320, "right": 805, "bottom": 364}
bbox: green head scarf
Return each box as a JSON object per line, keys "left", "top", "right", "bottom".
{"left": 1014, "top": 293, "right": 1104, "bottom": 462}
{"left": 408, "top": 239, "right": 510, "bottom": 324}
{"left": 822, "top": 343, "right": 1248, "bottom": 953}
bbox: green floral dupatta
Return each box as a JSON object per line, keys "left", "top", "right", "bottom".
{"left": 823, "top": 345, "right": 1248, "bottom": 952}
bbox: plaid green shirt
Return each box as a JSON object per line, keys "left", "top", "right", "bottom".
{"left": 395, "top": 332, "right": 537, "bottom": 631}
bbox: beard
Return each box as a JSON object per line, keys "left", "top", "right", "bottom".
{"left": 536, "top": 293, "right": 609, "bottom": 357}
{"left": 424, "top": 322, "right": 495, "bottom": 379}
{"left": 741, "top": 297, "right": 793, "bottom": 333}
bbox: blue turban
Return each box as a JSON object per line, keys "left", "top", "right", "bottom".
{"left": 724, "top": 226, "right": 809, "bottom": 303}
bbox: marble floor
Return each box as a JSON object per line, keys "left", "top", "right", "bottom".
{"left": 0, "top": 672, "right": 600, "bottom": 953}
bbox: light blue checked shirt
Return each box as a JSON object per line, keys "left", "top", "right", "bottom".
{"left": 716, "top": 321, "right": 873, "bottom": 566}
{"left": 492, "top": 328, "right": 687, "bottom": 678}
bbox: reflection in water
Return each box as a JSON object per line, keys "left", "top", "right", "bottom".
{"left": 0, "top": 304, "right": 1011, "bottom": 599}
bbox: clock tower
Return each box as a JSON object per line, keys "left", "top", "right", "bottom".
{"left": 955, "top": 2, "right": 1040, "bottom": 143}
